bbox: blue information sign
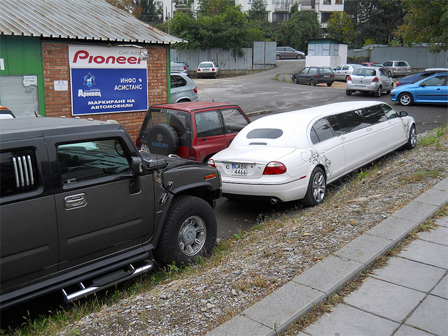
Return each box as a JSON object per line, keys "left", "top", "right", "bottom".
{"left": 71, "top": 68, "right": 148, "bottom": 116}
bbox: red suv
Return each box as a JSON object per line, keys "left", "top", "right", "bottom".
{"left": 137, "top": 102, "right": 250, "bottom": 162}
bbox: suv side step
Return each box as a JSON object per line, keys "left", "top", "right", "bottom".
{"left": 61, "top": 260, "right": 154, "bottom": 303}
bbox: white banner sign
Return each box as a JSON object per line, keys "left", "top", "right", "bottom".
{"left": 69, "top": 45, "right": 148, "bottom": 69}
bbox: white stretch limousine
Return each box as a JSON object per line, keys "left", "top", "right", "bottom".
{"left": 208, "top": 101, "right": 416, "bottom": 206}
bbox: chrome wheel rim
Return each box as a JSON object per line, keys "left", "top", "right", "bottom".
{"left": 178, "top": 216, "right": 206, "bottom": 256}
{"left": 312, "top": 172, "right": 326, "bottom": 203}
{"left": 400, "top": 94, "right": 411, "bottom": 105}
{"left": 410, "top": 127, "right": 417, "bottom": 147}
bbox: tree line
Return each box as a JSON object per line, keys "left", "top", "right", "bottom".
{"left": 108, "top": 0, "right": 447, "bottom": 54}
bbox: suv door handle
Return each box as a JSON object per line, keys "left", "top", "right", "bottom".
{"left": 64, "top": 193, "right": 87, "bottom": 209}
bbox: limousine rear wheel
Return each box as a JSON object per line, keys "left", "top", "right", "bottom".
{"left": 303, "top": 167, "right": 326, "bottom": 207}
{"left": 405, "top": 124, "right": 417, "bottom": 150}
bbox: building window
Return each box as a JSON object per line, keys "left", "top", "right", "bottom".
{"left": 323, "top": 0, "right": 331, "bottom": 4}
{"left": 272, "top": 12, "right": 289, "bottom": 21}
{"left": 335, "top": 0, "right": 343, "bottom": 3}
{"left": 321, "top": 12, "right": 332, "bottom": 23}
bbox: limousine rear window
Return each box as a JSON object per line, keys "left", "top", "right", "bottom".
{"left": 247, "top": 128, "right": 283, "bottom": 139}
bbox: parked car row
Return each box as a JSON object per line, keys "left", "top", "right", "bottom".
{"left": 2, "top": 55, "right": 443, "bottom": 311}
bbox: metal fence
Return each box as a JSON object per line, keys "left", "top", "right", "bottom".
{"left": 348, "top": 46, "right": 448, "bottom": 70}
{"left": 171, "top": 42, "right": 276, "bottom": 74}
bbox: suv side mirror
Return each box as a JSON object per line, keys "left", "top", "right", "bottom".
{"left": 399, "top": 111, "right": 408, "bottom": 117}
{"left": 131, "top": 156, "right": 143, "bottom": 175}
{"left": 130, "top": 156, "right": 143, "bottom": 194}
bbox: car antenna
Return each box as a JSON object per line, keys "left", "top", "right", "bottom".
{"left": 199, "top": 88, "right": 214, "bottom": 102}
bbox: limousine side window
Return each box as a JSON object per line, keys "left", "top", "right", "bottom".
{"left": 326, "top": 114, "right": 348, "bottom": 135}
{"left": 342, "top": 110, "right": 368, "bottom": 132}
{"left": 1, "top": 149, "right": 39, "bottom": 197}
{"left": 362, "top": 105, "right": 388, "bottom": 125}
{"left": 57, "top": 139, "right": 131, "bottom": 185}
{"left": 311, "top": 118, "right": 335, "bottom": 144}
{"left": 381, "top": 104, "right": 399, "bottom": 119}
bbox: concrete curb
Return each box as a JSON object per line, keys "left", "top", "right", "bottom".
{"left": 205, "top": 177, "right": 448, "bottom": 336}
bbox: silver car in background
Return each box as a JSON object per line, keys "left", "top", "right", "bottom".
{"left": 382, "top": 60, "right": 411, "bottom": 77}
{"left": 333, "top": 64, "right": 363, "bottom": 82}
{"left": 276, "top": 46, "right": 305, "bottom": 60}
{"left": 170, "top": 73, "right": 198, "bottom": 103}
{"left": 171, "top": 61, "right": 189, "bottom": 76}
{"left": 346, "top": 66, "right": 394, "bottom": 97}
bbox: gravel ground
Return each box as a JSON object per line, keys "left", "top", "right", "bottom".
{"left": 57, "top": 127, "right": 447, "bottom": 336}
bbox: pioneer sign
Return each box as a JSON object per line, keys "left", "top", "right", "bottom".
{"left": 69, "top": 45, "right": 148, "bottom": 116}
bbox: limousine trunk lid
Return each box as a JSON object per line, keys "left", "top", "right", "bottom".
{"left": 213, "top": 147, "right": 296, "bottom": 180}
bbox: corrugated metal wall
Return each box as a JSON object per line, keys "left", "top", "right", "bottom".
{"left": 348, "top": 47, "right": 448, "bottom": 69}
{"left": 171, "top": 43, "right": 276, "bottom": 72}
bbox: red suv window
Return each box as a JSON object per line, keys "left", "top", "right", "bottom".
{"left": 137, "top": 103, "right": 250, "bottom": 162}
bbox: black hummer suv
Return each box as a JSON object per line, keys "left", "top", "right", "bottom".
{"left": 0, "top": 117, "right": 221, "bottom": 310}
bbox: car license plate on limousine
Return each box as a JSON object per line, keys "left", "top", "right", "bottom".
{"left": 232, "top": 163, "right": 247, "bottom": 176}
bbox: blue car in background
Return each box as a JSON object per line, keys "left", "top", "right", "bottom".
{"left": 391, "top": 73, "right": 448, "bottom": 106}
{"left": 396, "top": 68, "right": 448, "bottom": 87}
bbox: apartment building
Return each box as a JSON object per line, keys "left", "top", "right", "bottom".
{"left": 162, "top": 0, "right": 344, "bottom": 26}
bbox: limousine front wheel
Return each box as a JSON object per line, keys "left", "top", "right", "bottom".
{"left": 303, "top": 167, "right": 326, "bottom": 207}
{"left": 405, "top": 125, "right": 417, "bottom": 150}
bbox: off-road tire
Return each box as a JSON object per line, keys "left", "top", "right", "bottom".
{"left": 154, "top": 196, "right": 217, "bottom": 266}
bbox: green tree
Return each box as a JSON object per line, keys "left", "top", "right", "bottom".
{"left": 345, "top": 0, "right": 406, "bottom": 48}
{"left": 106, "top": 0, "right": 134, "bottom": 11}
{"left": 198, "top": 0, "right": 233, "bottom": 16}
{"left": 248, "top": 0, "right": 268, "bottom": 22}
{"left": 276, "top": 11, "right": 322, "bottom": 51}
{"left": 133, "top": 0, "right": 163, "bottom": 23}
{"left": 396, "top": 0, "right": 448, "bottom": 52}
{"left": 327, "top": 12, "right": 357, "bottom": 45}
{"left": 168, "top": 3, "right": 262, "bottom": 55}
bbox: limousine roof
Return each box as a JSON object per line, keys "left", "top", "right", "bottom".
{"left": 231, "top": 101, "right": 389, "bottom": 148}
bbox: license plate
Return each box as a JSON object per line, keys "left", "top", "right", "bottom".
{"left": 355, "top": 85, "right": 366, "bottom": 89}
{"left": 324, "top": 75, "right": 330, "bottom": 77}
{"left": 232, "top": 163, "right": 247, "bottom": 176}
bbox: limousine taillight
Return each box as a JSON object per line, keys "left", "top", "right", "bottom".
{"left": 263, "top": 161, "right": 287, "bottom": 175}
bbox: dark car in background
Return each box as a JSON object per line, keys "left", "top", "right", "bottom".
{"left": 292, "top": 67, "right": 335, "bottom": 86}
{"left": 396, "top": 68, "right": 448, "bottom": 86}
{"left": 276, "top": 47, "right": 305, "bottom": 60}
{"left": 137, "top": 102, "right": 250, "bottom": 162}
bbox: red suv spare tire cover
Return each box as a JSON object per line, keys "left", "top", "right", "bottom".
{"left": 147, "top": 124, "right": 179, "bottom": 156}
